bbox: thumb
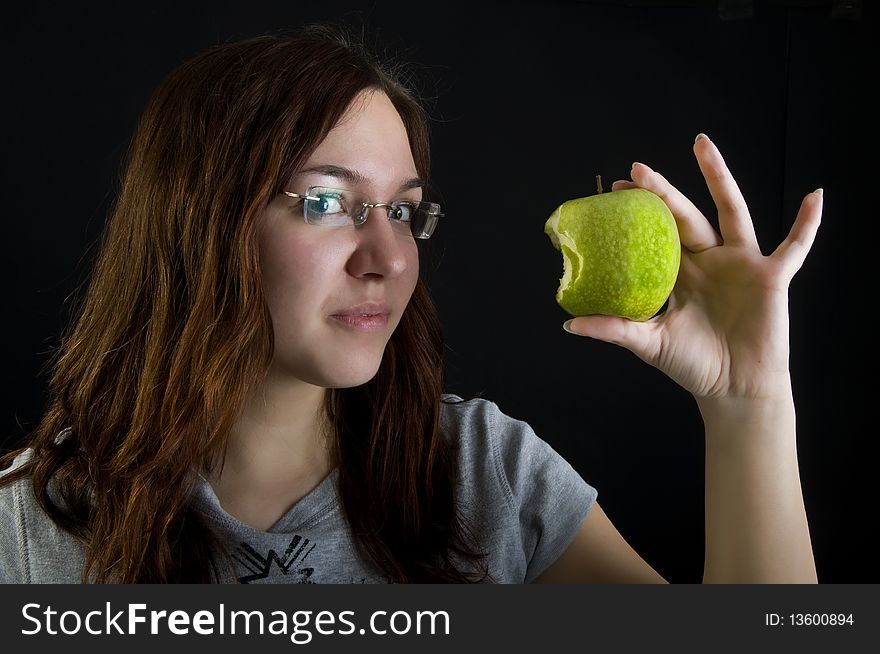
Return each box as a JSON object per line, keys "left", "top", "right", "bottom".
{"left": 564, "top": 315, "right": 660, "bottom": 364}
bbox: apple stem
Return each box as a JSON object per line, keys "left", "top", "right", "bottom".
{"left": 596, "top": 174, "right": 603, "bottom": 194}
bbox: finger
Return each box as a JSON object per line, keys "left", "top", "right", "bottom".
{"left": 611, "top": 180, "right": 638, "bottom": 191}
{"left": 629, "top": 162, "right": 722, "bottom": 253}
{"left": 564, "top": 314, "right": 661, "bottom": 366}
{"left": 693, "top": 134, "right": 760, "bottom": 251}
{"left": 769, "top": 189, "right": 823, "bottom": 281}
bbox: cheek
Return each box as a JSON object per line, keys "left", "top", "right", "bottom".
{"left": 389, "top": 239, "right": 418, "bottom": 300}
{"left": 260, "top": 234, "right": 339, "bottom": 315}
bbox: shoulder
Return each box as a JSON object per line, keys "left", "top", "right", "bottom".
{"left": 439, "top": 392, "right": 499, "bottom": 449}
{"left": 440, "top": 393, "right": 599, "bottom": 583}
{"left": 440, "top": 393, "right": 593, "bottom": 502}
{"left": 0, "top": 446, "right": 87, "bottom": 583}
{"left": 438, "top": 393, "right": 510, "bottom": 491}
{"left": 0, "top": 447, "right": 36, "bottom": 508}
{"left": 0, "top": 448, "right": 36, "bottom": 582}
{"left": 440, "top": 392, "right": 532, "bottom": 451}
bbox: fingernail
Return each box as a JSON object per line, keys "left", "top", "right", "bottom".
{"left": 695, "top": 133, "right": 709, "bottom": 144}
{"left": 631, "top": 161, "right": 646, "bottom": 170}
{"left": 563, "top": 319, "right": 575, "bottom": 334}
{"left": 813, "top": 188, "right": 823, "bottom": 197}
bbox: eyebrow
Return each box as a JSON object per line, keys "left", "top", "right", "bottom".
{"left": 296, "top": 164, "right": 425, "bottom": 193}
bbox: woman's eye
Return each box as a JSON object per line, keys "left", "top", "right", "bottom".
{"left": 310, "top": 194, "right": 344, "bottom": 215}
{"left": 392, "top": 203, "right": 415, "bottom": 222}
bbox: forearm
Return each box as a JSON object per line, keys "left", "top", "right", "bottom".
{"left": 697, "top": 383, "right": 818, "bottom": 584}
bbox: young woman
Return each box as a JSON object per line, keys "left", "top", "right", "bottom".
{"left": 0, "top": 23, "right": 820, "bottom": 584}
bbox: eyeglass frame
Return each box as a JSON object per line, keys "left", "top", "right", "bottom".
{"left": 282, "top": 186, "right": 445, "bottom": 240}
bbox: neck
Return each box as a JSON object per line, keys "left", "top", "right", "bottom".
{"left": 206, "top": 368, "right": 335, "bottom": 494}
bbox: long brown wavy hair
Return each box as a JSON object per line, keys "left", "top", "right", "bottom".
{"left": 0, "top": 23, "right": 493, "bottom": 583}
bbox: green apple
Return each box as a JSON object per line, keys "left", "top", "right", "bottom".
{"left": 544, "top": 185, "right": 681, "bottom": 321}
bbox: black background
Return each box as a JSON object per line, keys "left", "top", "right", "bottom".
{"left": 3, "top": 1, "right": 874, "bottom": 583}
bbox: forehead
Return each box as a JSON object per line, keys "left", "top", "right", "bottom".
{"left": 321, "top": 89, "right": 409, "bottom": 147}
{"left": 292, "top": 90, "right": 420, "bottom": 193}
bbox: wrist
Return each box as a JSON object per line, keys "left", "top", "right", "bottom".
{"left": 696, "top": 377, "right": 796, "bottom": 443}
{"left": 695, "top": 373, "right": 793, "bottom": 415}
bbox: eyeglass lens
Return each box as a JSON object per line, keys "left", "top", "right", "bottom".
{"left": 303, "top": 187, "right": 439, "bottom": 239}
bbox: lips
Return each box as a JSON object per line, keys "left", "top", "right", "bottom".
{"left": 330, "top": 313, "right": 389, "bottom": 332}
{"left": 331, "top": 301, "right": 391, "bottom": 317}
{"left": 329, "top": 301, "right": 391, "bottom": 333}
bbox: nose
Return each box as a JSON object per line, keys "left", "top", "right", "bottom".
{"left": 346, "top": 205, "right": 411, "bottom": 278}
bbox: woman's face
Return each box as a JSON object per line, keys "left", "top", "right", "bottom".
{"left": 257, "top": 89, "right": 422, "bottom": 389}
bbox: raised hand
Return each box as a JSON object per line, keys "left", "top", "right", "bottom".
{"left": 564, "top": 134, "right": 823, "bottom": 402}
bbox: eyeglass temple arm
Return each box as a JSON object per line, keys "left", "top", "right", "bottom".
{"left": 283, "top": 191, "right": 322, "bottom": 201}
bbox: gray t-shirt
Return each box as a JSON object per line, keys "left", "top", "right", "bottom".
{"left": 1, "top": 394, "right": 597, "bottom": 583}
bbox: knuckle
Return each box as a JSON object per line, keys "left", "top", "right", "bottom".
{"left": 705, "top": 166, "right": 727, "bottom": 182}
{"left": 719, "top": 198, "right": 748, "bottom": 216}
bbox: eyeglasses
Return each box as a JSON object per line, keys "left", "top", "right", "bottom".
{"left": 283, "top": 186, "right": 444, "bottom": 239}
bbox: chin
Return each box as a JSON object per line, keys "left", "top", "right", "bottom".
{"left": 323, "top": 371, "right": 381, "bottom": 390}
{"left": 308, "top": 355, "right": 385, "bottom": 389}
{"left": 341, "top": 360, "right": 385, "bottom": 387}
{"left": 273, "top": 340, "right": 390, "bottom": 389}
